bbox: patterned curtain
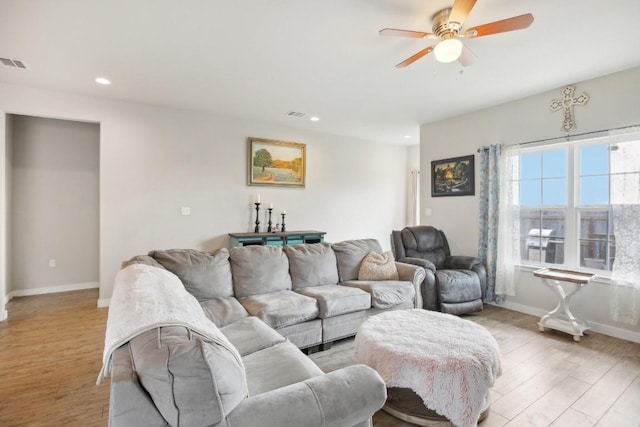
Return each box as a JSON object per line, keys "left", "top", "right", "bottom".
{"left": 478, "top": 145, "right": 501, "bottom": 302}
{"left": 609, "top": 126, "right": 640, "bottom": 325}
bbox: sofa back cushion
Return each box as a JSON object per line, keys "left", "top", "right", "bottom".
{"left": 230, "top": 245, "right": 292, "bottom": 298}
{"left": 332, "top": 239, "right": 383, "bottom": 282}
{"left": 400, "top": 226, "right": 448, "bottom": 269}
{"left": 149, "top": 249, "right": 233, "bottom": 301}
{"left": 284, "top": 243, "right": 339, "bottom": 289}
{"left": 129, "top": 326, "right": 247, "bottom": 427}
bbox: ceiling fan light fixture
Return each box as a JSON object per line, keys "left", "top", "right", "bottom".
{"left": 433, "top": 38, "right": 463, "bottom": 63}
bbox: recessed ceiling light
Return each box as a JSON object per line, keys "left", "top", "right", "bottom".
{"left": 309, "top": 116, "right": 320, "bottom": 122}
{"left": 404, "top": 135, "right": 412, "bottom": 139}
{"left": 95, "top": 77, "right": 111, "bottom": 85}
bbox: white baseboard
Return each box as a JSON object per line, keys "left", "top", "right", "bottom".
{"left": 97, "top": 298, "right": 110, "bottom": 308}
{"left": 490, "top": 301, "right": 640, "bottom": 344}
{"left": 0, "top": 308, "right": 7, "bottom": 321}
{"left": 8, "top": 281, "right": 99, "bottom": 299}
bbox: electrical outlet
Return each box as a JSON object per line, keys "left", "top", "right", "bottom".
{"left": 49, "top": 259, "right": 57, "bottom": 268}
{"left": 424, "top": 208, "right": 433, "bottom": 216}
{"left": 181, "top": 207, "right": 191, "bottom": 216}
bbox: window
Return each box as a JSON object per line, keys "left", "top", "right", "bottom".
{"left": 513, "top": 135, "right": 640, "bottom": 273}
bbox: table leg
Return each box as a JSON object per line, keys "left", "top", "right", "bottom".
{"left": 538, "top": 280, "right": 589, "bottom": 340}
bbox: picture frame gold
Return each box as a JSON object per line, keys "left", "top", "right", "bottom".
{"left": 248, "top": 138, "right": 306, "bottom": 187}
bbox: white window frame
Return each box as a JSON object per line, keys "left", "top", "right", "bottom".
{"left": 516, "top": 135, "right": 617, "bottom": 276}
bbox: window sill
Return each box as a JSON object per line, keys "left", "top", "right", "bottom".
{"left": 516, "top": 264, "right": 613, "bottom": 285}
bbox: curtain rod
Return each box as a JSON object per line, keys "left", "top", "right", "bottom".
{"left": 476, "top": 123, "right": 640, "bottom": 153}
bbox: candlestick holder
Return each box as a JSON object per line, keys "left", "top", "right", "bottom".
{"left": 267, "top": 208, "right": 273, "bottom": 232}
{"left": 281, "top": 213, "right": 286, "bottom": 232}
{"left": 254, "top": 203, "right": 261, "bottom": 232}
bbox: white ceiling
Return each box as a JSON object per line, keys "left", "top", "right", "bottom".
{"left": 1, "top": 0, "right": 639, "bottom": 145}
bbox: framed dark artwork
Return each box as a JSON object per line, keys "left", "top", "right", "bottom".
{"left": 431, "top": 155, "right": 475, "bottom": 197}
{"left": 248, "top": 138, "right": 306, "bottom": 187}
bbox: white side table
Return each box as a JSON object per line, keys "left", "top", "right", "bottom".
{"left": 534, "top": 268, "right": 596, "bottom": 342}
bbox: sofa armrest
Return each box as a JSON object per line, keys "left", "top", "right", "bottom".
{"left": 395, "top": 262, "right": 426, "bottom": 309}
{"left": 109, "top": 344, "right": 170, "bottom": 427}
{"left": 445, "top": 255, "right": 483, "bottom": 270}
{"left": 397, "top": 257, "right": 436, "bottom": 273}
{"left": 227, "top": 365, "right": 386, "bottom": 427}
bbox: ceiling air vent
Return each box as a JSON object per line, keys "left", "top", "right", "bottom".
{"left": 286, "top": 111, "right": 307, "bottom": 118}
{"left": 1, "top": 57, "right": 29, "bottom": 69}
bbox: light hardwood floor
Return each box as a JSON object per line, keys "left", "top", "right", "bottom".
{"left": 309, "top": 308, "right": 640, "bottom": 427}
{"left": 1, "top": 290, "right": 639, "bottom": 426}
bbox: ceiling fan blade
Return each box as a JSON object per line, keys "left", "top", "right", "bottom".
{"left": 396, "top": 46, "right": 435, "bottom": 68}
{"left": 449, "top": 0, "right": 478, "bottom": 26}
{"left": 464, "top": 13, "right": 534, "bottom": 38}
{"left": 458, "top": 44, "right": 477, "bottom": 67}
{"left": 379, "top": 28, "right": 436, "bottom": 39}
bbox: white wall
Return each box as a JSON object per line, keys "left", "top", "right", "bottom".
{"left": 0, "top": 112, "right": 8, "bottom": 320}
{"left": 420, "top": 66, "right": 640, "bottom": 341}
{"left": 9, "top": 115, "right": 99, "bottom": 295}
{"left": 0, "top": 83, "right": 411, "bottom": 306}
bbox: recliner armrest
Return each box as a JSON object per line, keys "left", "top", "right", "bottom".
{"left": 397, "top": 257, "right": 436, "bottom": 273}
{"left": 445, "top": 255, "right": 483, "bottom": 270}
{"left": 227, "top": 365, "right": 386, "bottom": 427}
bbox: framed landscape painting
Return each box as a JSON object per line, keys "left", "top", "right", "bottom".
{"left": 431, "top": 155, "right": 475, "bottom": 197}
{"left": 248, "top": 138, "right": 306, "bottom": 187}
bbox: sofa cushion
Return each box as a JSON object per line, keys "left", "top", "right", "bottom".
{"left": 284, "top": 243, "right": 339, "bottom": 289}
{"left": 358, "top": 251, "right": 399, "bottom": 281}
{"left": 275, "top": 319, "right": 322, "bottom": 349}
{"left": 436, "top": 270, "right": 482, "bottom": 303}
{"left": 340, "top": 280, "right": 415, "bottom": 309}
{"left": 240, "top": 290, "right": 319, "bottom": 329}
{"left": 200, "top": 296, "right": 249, "bottom": 327}
{"left": 332, "top": 239, "right": 383, "bottom": 282}
{"left": 220, "top": 316, "right": 286, "bottom": 356}
{"left": 296, "top": 285, "right": 371, "bottom": 318}
{"left": 242, "top": 340, "right": 324, "bottom": 396}
{"left": 149, "top": 248, "right": 233, "bottom": 301}
{"left": 128, "top": 326, "right": 247, "bottom": 427}
{"left": 230, "top": 245, "right": 292, "bottom": 298}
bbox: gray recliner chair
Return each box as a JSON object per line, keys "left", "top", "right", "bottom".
{"left": 391, "top": 226, "right": 486, "bottom": 315}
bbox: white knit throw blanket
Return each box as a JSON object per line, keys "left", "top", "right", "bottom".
{"left": 97, "top": 264, "right": 245, "bottom": 386}
{"left": 355, "top": 309, "right": 501, "bottom": 427}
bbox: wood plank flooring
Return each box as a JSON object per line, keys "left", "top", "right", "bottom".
{"left": 309, "top": 307, "right": 640, "bottom": 427}
{"left": 1, "top": 290, "right": 639, "bottom": 426}
{"left": 0, "top": 290, "right": 109, "bottom": 427}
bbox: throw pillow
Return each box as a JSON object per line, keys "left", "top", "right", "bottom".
{"left": 358, "top": 251, "right": 399, "bottom": 281}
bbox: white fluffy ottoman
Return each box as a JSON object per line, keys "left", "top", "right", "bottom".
{"left": 355, "top": 309, "right": 501, "bottom": 427}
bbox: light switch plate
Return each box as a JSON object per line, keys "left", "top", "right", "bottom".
{"left": 181, "top": 207, "right": 191, "bottom": 216}
{"left": 424, "top": 208, "right": 432, "bottom": 216}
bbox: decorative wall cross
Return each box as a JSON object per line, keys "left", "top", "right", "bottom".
{"left": 550, "top": 86, "right": 589, "bottom": 133}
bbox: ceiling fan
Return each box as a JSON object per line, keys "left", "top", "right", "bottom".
{"left": 380, "top": 0, "right": 534, "bottom": 68}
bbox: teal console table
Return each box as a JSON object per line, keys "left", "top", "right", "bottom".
{"left": 229, "top": 230, "right": 326, "bottom": 248}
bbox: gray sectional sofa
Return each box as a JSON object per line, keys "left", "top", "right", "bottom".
{"left": 107, "top": 238, "right": 426, "bottom": 427}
